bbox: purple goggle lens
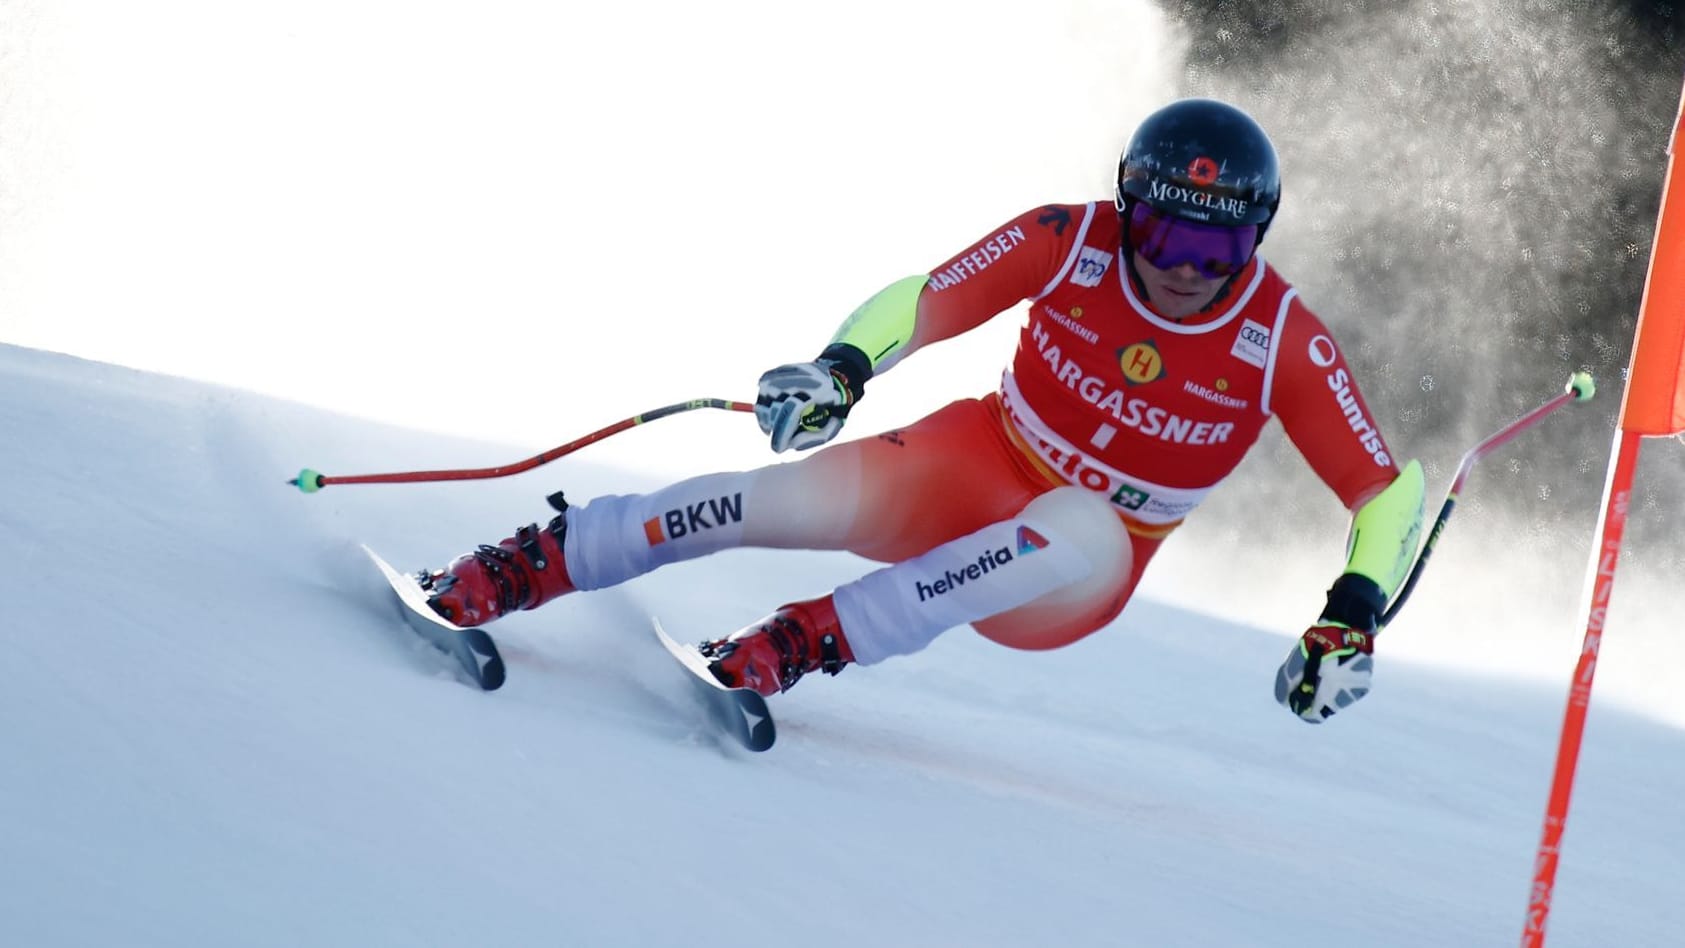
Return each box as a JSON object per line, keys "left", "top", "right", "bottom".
{"left": 1127, "top": 202, "right": 1258, "bottom": 279}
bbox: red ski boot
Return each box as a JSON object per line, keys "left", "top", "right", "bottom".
{"left": 417, "top": 515, "right": 574, "bottom": 627}
{"left": 699, "top": 596, "right": 855, "bottom": 696}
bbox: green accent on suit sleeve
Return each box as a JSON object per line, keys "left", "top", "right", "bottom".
{"left": 829, "top": 275, "right": 928, "bottom": 370}
{"left": 1344, "top": 459, "right": 1426, "bottom": 598}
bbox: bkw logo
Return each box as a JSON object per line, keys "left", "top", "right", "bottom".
{"left": 643, "top": 493, "right": 744, "bottom": 545}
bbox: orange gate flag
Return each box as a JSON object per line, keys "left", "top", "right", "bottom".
{"left": 1523, "top": 72, "right": 1685, "bottom": 948}
{"left": 1621, "top": 74, "right": 1685, "bottom": 436}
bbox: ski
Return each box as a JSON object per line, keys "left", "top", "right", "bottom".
{"left": 653, "top": 617, "right": 776, "bottom": 752}
{"left": 364, "top": 545, "right": 506, "bottom": 691}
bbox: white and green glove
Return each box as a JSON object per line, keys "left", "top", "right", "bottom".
{"left": 1275, "top": 620, "right": 1375, "bottom": 723}
{"left": 1277, "top": 462, "right": 1425, "bottom": 723}
{"left": 755, "top": 343, "right": 872, "bottom": 453}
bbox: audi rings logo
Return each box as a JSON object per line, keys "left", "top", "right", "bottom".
{"left": 1307, "top": 335, "right": 1339, "bottom": 368}
{"left": 1240, "top": 324, "right": 1270, "bottom": 347}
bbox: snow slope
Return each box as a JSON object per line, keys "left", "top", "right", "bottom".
{"left": 2, "top": 343, "right": 1680, "bottom": 947}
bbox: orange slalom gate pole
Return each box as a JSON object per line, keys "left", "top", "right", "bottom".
{"left": 1521, "top": 69, "right": 1685, "bottom": 946}
{"left": 1519, "top": 429, "right": 1642, "bottom": 946}
{"left": 287, "top": 398, "right": 755, "bottom": 493}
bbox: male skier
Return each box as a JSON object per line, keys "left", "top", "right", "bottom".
{"left": 418, "top": 98, "right": 1424, "bottom": 723}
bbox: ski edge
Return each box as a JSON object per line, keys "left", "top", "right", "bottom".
{"left": 363, "top": 544, "right": 506, "bottom": 691}
{"left": 653, "top": 616, "right": 776, "bottom": 752}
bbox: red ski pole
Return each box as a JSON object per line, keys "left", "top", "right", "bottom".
{"left": 288, "top": 398, "right": 755, "bottom": 493}
{"left": 1379, "top": 371, "right": 1596, "bottom": 629}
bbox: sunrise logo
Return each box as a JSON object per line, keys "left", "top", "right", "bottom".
{"left": 1015, "top": 525, "right": 1049, "bottom": 555}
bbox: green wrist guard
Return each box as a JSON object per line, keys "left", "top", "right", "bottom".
{"left": 1320, "top": 460, "right": 1425, "bottom": 629}
{"left": 829, "top": 275, "right": 928, "bottom": 371}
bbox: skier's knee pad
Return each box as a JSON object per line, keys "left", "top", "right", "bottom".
{"left": 973, "top": 487, "right": 1134, "bottom": 651}
{"left": 833, "top": 486, "right": 1120, "bottom": 665}
{"left": 1020, "top": 487, "right": 1132, "bottom": 571}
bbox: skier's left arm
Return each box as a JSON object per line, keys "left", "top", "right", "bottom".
{"left": 755, "top": 207, "right": 1067, "bottom": 452}
{"left": 1266, "top": 303, "right": 1425, "bottom": 724}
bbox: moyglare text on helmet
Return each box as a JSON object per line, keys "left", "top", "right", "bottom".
{"left": 1147, "top": 180, "right": 1251, "bottom": 219}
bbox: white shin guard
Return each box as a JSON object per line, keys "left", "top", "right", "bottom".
{"left": 561, "top": 472, "right": 755, "bottom": 591}
{"left": 835, "top": 488, "right": 1106, "bottom": 665}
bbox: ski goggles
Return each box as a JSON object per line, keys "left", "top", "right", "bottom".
{"left": 1125, "top": 201, "right": 1259, "bottom": 279}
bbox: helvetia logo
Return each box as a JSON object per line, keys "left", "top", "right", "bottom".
{"left": 1015, "top": 525, "right": 1049, "bottom": 555}
{"left": 915, "top": 526, "right": 1049, "bottom": 602}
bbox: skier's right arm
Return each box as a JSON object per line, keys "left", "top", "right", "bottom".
{"left": 1265, "top": 301, "right": 1424, "bottom": 723}
{"left": 756, "top": 206, "right": 1070, "bottom": 452}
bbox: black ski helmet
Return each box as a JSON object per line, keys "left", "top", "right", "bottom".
{"left": 1115, "top": 98, "right": 1281, "bottom": 237}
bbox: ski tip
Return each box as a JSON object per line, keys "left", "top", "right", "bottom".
{"left": 652, "top": 617, "right": 735, "bottom": 692}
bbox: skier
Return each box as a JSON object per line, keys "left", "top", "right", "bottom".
{"left": 417, "top": 98, "right": 1424, "bottom": 724}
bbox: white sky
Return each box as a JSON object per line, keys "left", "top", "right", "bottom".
{"left": 1, "top": 0, "right": 1181, "bottom": 475}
